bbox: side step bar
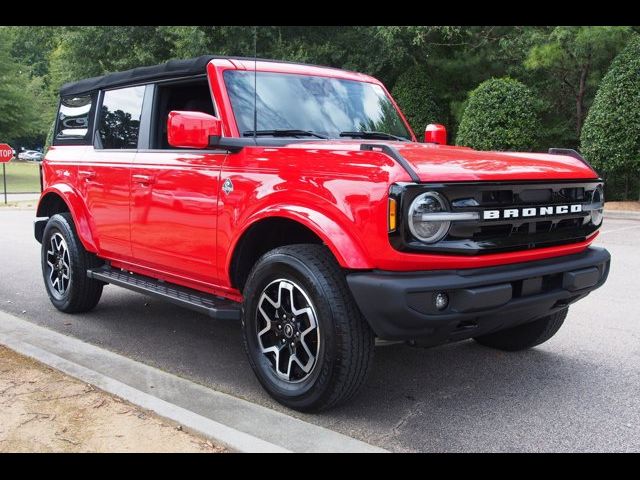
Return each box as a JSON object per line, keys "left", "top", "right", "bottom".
{"left": 87, "top": 266, "right": 241, "bottom": 321}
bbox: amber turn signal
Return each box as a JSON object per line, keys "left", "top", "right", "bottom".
{"left": 388, "top": 198, "right": 397, "bottom": 232}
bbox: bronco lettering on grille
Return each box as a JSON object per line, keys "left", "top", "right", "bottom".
{"left": 483, "top": 204, "right": 583, "bottom": 220}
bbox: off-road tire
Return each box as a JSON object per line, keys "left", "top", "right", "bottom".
{"left": 41, "top": 213, "right": 104, "bottom": 313}
{"left": 242, "top": 244, "right": 375, "bottom": 412}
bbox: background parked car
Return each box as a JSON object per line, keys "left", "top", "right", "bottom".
{"left": 18, "top": 150, "right": 44, "bottom": 162}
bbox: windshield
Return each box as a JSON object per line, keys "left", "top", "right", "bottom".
{"left": 224, "top": 70, "right": 412, "bottom": 140}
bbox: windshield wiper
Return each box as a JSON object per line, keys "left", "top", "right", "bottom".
{"left": 339, "top": 131, "right": 410, "bottom": 142}
{"left": 243, "top": 129, "right": 328, "bottom": 139}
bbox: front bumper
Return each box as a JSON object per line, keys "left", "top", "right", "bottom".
{"left": 346, "top": 247, "right": 610, "bottom": 343}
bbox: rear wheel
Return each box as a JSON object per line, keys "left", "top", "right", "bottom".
{"left": 41, "top": 213, "right": 104, "bottom": 313}
{"left": 242, "top": 244, "right": 375, "bottom": 412}
{"left": 473, "top": 309, "right": 568, "bottom": 351}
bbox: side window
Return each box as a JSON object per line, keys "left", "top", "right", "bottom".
{"left": 97, "top": 86, "right": 145, "bottom": 149}
{"left": 54, "top": 94, "right": 96, "bottom": 144}
{"left": 151, "top": 79, "right": 215, "bottom": 149}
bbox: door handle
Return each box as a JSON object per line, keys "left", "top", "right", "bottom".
{"left": 132, "top": 174, "right": 155, "bottom": 185}
{"left": 78, "top": 170, "right": 96, "bottom": 181}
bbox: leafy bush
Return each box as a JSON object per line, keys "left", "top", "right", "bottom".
{"left": 581, "top": 35, "right": 640, "bottom": 199}
{"left": 456, "top": 77, "right": 541, "bottom": 151}
{"left": 391, "top": 65, "right": 447, "bottom": 137}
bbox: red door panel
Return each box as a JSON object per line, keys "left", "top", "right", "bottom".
{"left": 130, "top": 151, "right": 226, "bottom": 285}
{"left": 79, "top": 149, "right": 134, "bottom": 260}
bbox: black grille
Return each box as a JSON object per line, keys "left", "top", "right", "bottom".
{"left": 390, "top": 180, "right": 603, "bottom": 255}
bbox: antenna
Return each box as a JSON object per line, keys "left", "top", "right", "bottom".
{"left": 253, "top": 27, "right": 258, "bottom": 143}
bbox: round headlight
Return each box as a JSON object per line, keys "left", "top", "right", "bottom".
{"left": 408, "top": 191, "right": 450, "bottom": 243}
{"left": 591, "top": 186, "right": 604, "bottom": 226}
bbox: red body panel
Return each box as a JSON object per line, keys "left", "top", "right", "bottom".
{"left": 40, "top": 58, "right": 601, "bottom": 302}
{"left": 40, "top": 146, "right": 98, "bottom": 253}
{"left": 394, "top": 143, "right": 598, "bottom": 182}
{"left": 276, "top": 140, "right": 598, "bottom": 182}
{"left": 79, "top": 149, "right": 134, "bottom": 259}
{"left": 424, "top": 124, "right": 447, "bottom": 145}
{"left": 130, "top": 150, "right": 225, "bottom": 286}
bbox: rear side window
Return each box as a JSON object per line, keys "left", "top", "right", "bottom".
{"left": 97, "top": 86, "right": 145, "bottom": 149}
{"left": 54, "top": 94, "right": 96, "bottom": 144}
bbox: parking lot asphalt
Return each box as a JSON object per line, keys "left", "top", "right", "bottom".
{"left": 1, "top": 208, "right": 638, "bottom": 452}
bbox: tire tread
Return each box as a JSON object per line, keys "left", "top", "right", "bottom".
{"left": 243, "top": 244, "right": 374, "bottom": 411}
{"left": 42, "top": 213, "right": 103, "bottom": 313}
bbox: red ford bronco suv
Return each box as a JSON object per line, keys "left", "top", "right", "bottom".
{"left": 36, "top": 56, "right": 610, "bottom": 411}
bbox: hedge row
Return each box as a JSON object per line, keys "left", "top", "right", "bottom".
{"left": 391, "top": 35, "right": 640, "bottom": 199}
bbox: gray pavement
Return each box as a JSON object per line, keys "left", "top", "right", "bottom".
{"left": 0, "top": 207, "right": 638, "bottom": 452}
{"left": 1, "top": 193, "right": 40, "bottom": 202}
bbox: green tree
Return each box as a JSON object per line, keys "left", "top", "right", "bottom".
{"left": 3, "top": 25, "right": 636, "bottom": 158}
{"left": 0, "top": 28, "right": 49, "bottom": 147}
{"left": 391, "top": 65, "right": 447, "bottom": 136}
{"left": 581, "top": 35, "right": 640, "bottom": 200}
{"left": 400, "top": 27, "right": 549, "bottom": 141}
{"left": 6, "top": 26, "right": 60, "bottom": 80}
{"left": 47, "top": 26, "right": 176, "bottom": 87}
{"left": 525, "top": 26, "right": 632, "bottom": 137}
{"left": 167, "top": 26, "right": 407, "bottom": 84}
{"left": 456, "top": 77, "right": 541, "bottom": 151}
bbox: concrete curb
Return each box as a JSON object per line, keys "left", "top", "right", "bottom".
{"left": 604, "top": 210, "right": 640, "bottom": 221}
{"left": 0, "top": 311, "right": 387, "bottom": 453}
{"left": 4, "top": 338, "right": 289, "bottom": 453}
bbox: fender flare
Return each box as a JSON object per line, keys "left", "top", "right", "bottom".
{"left": 37, "top": 185, "right": 99, "bottom": 253}
{"left": 226, "top": 204, "right": 373, "bottom": 275}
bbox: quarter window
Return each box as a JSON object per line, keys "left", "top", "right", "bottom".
{"left": 97, "top": 86, "right": 145, "bottom": 149}
{"left": 55, "top": 95, "right": 95, "bottom": 142}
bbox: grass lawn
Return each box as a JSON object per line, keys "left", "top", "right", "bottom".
{"left": 1, "top": 160, "right": 41, "bottom": 193}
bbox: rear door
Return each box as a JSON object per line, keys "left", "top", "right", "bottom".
{"left": 80, "top": 85, "right": 145, "bottom": 260}
{"left": 130, "top": 78, "right": 225, "bottom": 285}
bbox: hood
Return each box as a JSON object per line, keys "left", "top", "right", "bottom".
{"left": 392, "top": 142, "right": 599, "bottom": 182}
{"left": 285, "top": 140, "right": 598, "bottom": 182}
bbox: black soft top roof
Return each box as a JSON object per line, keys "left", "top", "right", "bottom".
{"left": 59, "top": 55, "right": 354, "bottom": 97}
{"left": 59, "top": 55, "right": 217, "bottom": 96}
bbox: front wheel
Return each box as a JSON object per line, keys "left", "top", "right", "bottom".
{"left": 242, "top": 244, "right": 375, "bottom": 412}
{"left": 473, "top": 308, "right": 568, "bottom": 351}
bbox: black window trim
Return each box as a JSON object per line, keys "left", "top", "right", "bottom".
{"left": 136, "top": 148, "right": 229, "bottom": 155}
{"left": 91, "top": 89, "right": 104, "bottom": 149}
{"left": 137, "top": 84, "right": 155, "bottom": 150}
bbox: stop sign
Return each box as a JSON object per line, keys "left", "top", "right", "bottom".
{"left": 0, "top": 144, "right": 14, "bottom": 163}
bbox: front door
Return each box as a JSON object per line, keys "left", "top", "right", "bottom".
{"left": 130, "top": 151, "right": 225, "bottom": 285}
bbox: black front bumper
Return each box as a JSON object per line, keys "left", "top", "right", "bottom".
{"left": 346, "top": 247, "right": 611, "bottom": 343}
